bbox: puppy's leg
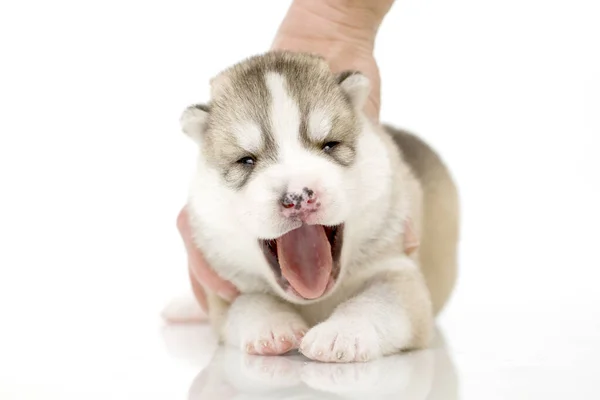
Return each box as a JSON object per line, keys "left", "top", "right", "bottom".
{"left": 225, "top": 294, "right": 309, "bottom": 356}
{"left": 300, "top": 256, "right": 433, "bottom": 363}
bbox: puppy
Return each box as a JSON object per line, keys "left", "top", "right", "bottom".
{"left": 164, "top": 51, "right": 459, "bottom": 363}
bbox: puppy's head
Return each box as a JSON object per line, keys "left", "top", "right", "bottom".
{"left": 181, "top": 52, "right": 370, "bottom": 302}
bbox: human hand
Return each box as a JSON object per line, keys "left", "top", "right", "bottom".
{"left": 177, "top": 207, "right": 238, "bottom": 312}
{"left": 271, "top": 0, "right": 394, "bottom": 122}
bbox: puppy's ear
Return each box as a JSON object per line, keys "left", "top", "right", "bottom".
{"left": 180, "top": 104, "right": 209, "bottom": 141}
{"left": 336, "top": 71, "right": 370, "bottom": 110}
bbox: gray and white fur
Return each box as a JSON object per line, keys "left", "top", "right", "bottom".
{"left": 164, "top": 52, "right": 460, "bottom": 363}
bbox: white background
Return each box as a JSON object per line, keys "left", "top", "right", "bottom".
{"left": 0, "top": 0, "right": 599, "bottom": 398}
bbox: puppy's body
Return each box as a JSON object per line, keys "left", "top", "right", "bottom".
{"left": 166, "top": 52, "right": 459, "bottom": 362}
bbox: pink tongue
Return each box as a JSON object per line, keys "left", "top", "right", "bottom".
{"left": 276, "top": 225, "right": 332, "bottom": 299}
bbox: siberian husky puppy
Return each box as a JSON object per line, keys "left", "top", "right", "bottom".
{"left": 164, "top": 51, "right": 459, "bottom": 363}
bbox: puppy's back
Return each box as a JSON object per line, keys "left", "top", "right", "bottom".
{"left": 386, "top": 127, "right": 460, "bottom": 315}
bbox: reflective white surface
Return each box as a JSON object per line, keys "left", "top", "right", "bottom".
{"left": 160, "top": 307, "right": 600, "bottom": 399}
{"left": 180, "top": 328, "right": 458, "bottom": 400}
{"left": 1, "top": 0, "right": 599, "bottom": 399}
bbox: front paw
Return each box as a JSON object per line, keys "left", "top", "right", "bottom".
{"left": 238, "top": 312, "right": 308, "bottom": 356}
{"left": 299, "top": 319, "right": 382, "bottom": 363}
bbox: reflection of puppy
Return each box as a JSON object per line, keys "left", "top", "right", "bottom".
{"left": 187, "top": 334, "right": 459, "bottom": 400}
{"left": 164, "top": 52, "right": 459, "bottom": 362}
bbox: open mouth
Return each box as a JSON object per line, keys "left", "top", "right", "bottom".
{"left": 260, "top": 224, "right": 344, "bottom": 300}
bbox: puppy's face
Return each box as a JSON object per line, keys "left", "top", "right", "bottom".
{"left": 182, "top": 52, "right": 371, "bottom": 302}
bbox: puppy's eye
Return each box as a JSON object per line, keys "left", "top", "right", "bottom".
{"left": 237, "top": 156, "right": 256, "bottom": 166}
{"left": 322, "top": 141, "right": 340, "bottom": 153}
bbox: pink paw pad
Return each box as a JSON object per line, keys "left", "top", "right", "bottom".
{"left": 244, "top": 329, "right": 306, "bottom": 356}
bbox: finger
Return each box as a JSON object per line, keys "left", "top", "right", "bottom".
{"left": 188, "top": 265, "right": 208, "bottom": 313}
{"left": 177, "top": 207, "right": 239, "bottom": 302}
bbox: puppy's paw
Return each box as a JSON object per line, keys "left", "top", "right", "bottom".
{"left": 300, "top": 319, "right": 382, "bottom": 363}
{"left": 240, "top": 312, "right": 308, "bottom": 356}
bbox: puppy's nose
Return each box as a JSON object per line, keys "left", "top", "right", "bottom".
{"left": 280, "top": 187, "right": 318, "bottom": 211}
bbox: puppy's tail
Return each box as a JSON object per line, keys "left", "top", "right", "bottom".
{"left": 161, "top": 294, "right": 207, "bottom": 324}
